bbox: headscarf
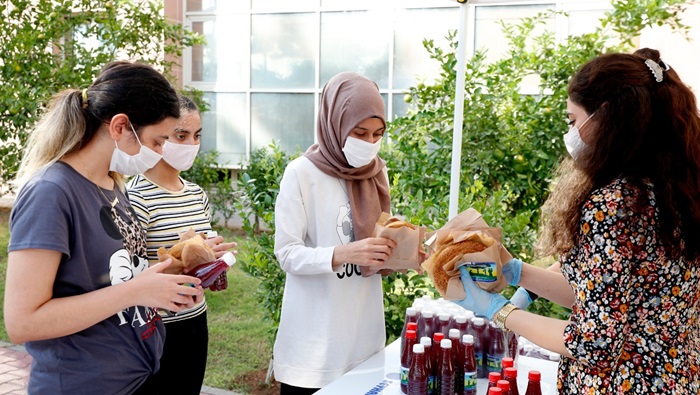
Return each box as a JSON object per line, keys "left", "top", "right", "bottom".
{"left": 304, "top": 72, "right": 391, "bottom": 241}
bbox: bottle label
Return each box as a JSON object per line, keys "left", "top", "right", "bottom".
{"left": 486, "top": 355, "right": 503, "bottom": 373}
{"left": 475, "top": 352, "right": 483, "bottom": 368}
{"left": 464, "top": 371, "right": 477, "bottom": 391}
{"left": 465, "top": 262, "right": 498, "bottom": 283}
{"left": 400, "top": 365, "right": 409, "bottom": 387}
{"left": 428, "top": 375, "right": 436, "bottom": 394}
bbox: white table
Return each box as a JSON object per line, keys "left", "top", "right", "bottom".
{"left": 316, "top": 339, "right": 559, "bottom": 395}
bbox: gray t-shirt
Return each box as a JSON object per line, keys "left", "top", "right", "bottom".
{"left": 8, "top": 162, "right": 165, "bottom": 395}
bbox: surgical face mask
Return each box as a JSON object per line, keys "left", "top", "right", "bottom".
{"left": 342, "top": 136, "right": 382, "bottom": 168}
{"left": 162, "top": 140, "right": 200, "bottom": 171}
{"left": 109, "top": 124, "right": 163, "bottom": 176}
{"left": 564, "top": 112, "right": 595, "bottom": 162}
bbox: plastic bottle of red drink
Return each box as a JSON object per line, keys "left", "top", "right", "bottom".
{"left": 448, "top": 329, "right": 463, "bottom": 394}
{"left": 461, "top": 335, "right": 477, "bottom": 395}
{"left": 401, "top": 308, "right": 419, "bottom": 351}
{"left": 497, "top": 379, "right": 512, "bottom": 395}
{"left": 504, "top": 367, "right": 520, "bottom": 395}
{"left": 437, "top": 339, "right": 454, "bottom": 395}
{"left": 488, "top": 388, "right": 503, "bottom": 395}
{"left": 487, "top": 322, "right": 506, "bottom": 374}
{"left": 431, "top": 332, "right": 445, "bottom": 387}
{"left": 471, "top": 318, "right": 487, "bottom": 378}
{"left": 419, "top": 337, "right": 435, "bottom": 395}
{"left": 408, "top": 344, "right": 428, "bottom": 395}
{"left": 401, "top": 330, "right": 418, "bottom": 394}
{"left": 506, "top": 330, "right": 519, "bottom": 360}
{"left": 417, "top": 309, "right": 436, "bottom": 340}
{"left": 501, "top": 357, "right": 514, "bottom": 379}
{"left": 184, "top": 252, "right": 235, "bottom": 290}
{"left": 438, "top": 313, "right": 452, "bottom": 337}
{"left": 453, "top": 315, "right": 470, "bottom": 338}
{"left": 524, "top": 371, "right": 542, "bottom": 395}
{"left": 487, "top": 372, "right": 502, "bottom": 389}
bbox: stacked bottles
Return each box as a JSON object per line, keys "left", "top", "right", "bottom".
{"left": 525, "top": 371, "right": 542, "bottom": 395}
{"left": 437, "top": 339, "right": 454, "bottom": 395}
{"left": 401, "top": 330, "right": 418, "bottom": 393}
{"left": 408, "top": 344, "right": 428, "bottom": 395}
{"left": 501, "top": 357, "right": 514, "bottom": 378}
{"left": 461, "top": 335, "right": 477, "bottom": 395}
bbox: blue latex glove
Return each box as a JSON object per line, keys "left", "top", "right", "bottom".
{"left": 454, "top": 266, "right": 510, "bottom": 319}
{"left": 501, "top": 258, "right": 523, "bottom": 286}
{"left": 510, "top": 286, "right": 533, "bottom": 309}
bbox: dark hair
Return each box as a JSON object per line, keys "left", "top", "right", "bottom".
{"left": 82, "top": 61, "right": 180, "bottom": 146}
{"left": 179, "top": 95, "right": 199, "bottom": 112}
{"left": 566, "top": 48, "right": 700, "bottom": 259}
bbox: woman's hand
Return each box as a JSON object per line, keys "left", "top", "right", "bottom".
{"left": 204, "top": 235, "right": 238, "bottom": 259}
{"left": 132, "top": 259, "right": 204, "bottom": 312}
{"left": 454, "top": 266, "right": 509, "bottom": 319}
{"left": 332, "top": 237, "right": 397, "bottom": 269}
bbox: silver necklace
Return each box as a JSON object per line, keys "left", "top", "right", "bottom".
{"left": 79, "top": 156, "right": 118, "bottom": 208}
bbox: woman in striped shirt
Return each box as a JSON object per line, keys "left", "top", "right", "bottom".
{"left": 127, "top": 96, "right": 236, "bottom": 394}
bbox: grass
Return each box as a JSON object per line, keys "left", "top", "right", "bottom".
{"left": 0, "top": 208, "right": 275, "bottom": 394}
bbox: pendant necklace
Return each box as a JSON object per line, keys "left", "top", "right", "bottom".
{"left": 79, "top": 156, "right": 118, "bottom": 208}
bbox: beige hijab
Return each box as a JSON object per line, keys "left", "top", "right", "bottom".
{"left": 304, "top": 72, "right": 390, "bottom": 241}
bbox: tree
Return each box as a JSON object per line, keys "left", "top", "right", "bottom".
{"left": 0, "top": 0, "right": 203, "bottom": 191}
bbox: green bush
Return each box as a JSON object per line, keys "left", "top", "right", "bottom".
{"left": 0, "top": 0, "right": 203, "bottom": 191}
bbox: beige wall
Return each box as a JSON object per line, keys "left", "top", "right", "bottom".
{"left": 639, "top": 2, "right": 700, "bottom": 95}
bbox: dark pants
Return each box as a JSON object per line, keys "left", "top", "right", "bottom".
{"left": 134, "top": 311, "right": 209, "bottom": 395}
{"left": 280, "top": 383, "right": 320, "bottom": 395}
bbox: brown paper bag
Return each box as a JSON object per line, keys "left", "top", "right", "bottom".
{"left": 360, "top": 212, "right": 426, "bottom": 277}
{"left": 422, "top": 208, "right": 512, "bottom": 300}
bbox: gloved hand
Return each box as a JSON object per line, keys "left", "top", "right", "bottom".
{"left": 510, "top": 286, "right": 533, "bottom": 309}
{"left": 454, "top": 266, "right": 509, "bottom": 319}
{"left": 501, "top": 258, "right": 523, "bottom": 286}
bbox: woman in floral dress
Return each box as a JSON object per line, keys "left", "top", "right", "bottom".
{"left": 454, "top": 48, "right": 700, "bottom": 394}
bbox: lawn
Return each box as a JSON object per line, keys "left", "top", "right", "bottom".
{"left": 0, "top": 208, "right": 277, "bottom": 394}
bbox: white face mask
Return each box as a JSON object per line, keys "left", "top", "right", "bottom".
{"left": 342, "top": 136, "right": 382, "bottom": 168}
{"left": 564, "top": 112, "right": 595, "bottom": 162}
{"left": 109, "top": 124, "right": 163, "bottom": 176}
{"left": 162, "top": 140, "right": 200, "bottom": 171}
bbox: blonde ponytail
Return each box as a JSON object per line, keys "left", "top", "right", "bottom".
{"left": 15, "top": 90, "right": 87, "bottom": 188}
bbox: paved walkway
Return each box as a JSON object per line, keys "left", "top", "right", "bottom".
{"left": 0, "top": 341, "right": 240, "bottom": 395}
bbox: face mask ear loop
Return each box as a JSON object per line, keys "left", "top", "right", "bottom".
{"left": 578, "top": 111, "right": 596, "bottom": 131}
{"left": 129, "top": 123, "right": 145, "bottom": 148}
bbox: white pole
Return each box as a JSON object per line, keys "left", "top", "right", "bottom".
{"left": 448, "top": 2, "right": 469, "bottom": 220}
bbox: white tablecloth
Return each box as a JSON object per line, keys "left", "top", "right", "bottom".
{"left": 316, "top": 339, "right": 559, "bottom": 395}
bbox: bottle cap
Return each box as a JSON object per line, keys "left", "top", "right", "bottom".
{"left": 464, "top": 311, "right": 475, "bottom": 320}
{"left": 473, "top": 317, "right": 485, "bottom": 326}
{"left": 528, "top": 370, "right": 541, "bottom": 381}
{"left": 422, "top": 310, "right": 434, "bottom": 318}
{"left": 412, "top": 344, "right": 425, "bottom": 354}
{"left": 406, "top": 330, "right": 417, "bottom": 339}
{"left": 221, "top": 252, "right": 236, "bottom": 267}
{"left": 433, "top": 332, "right": 445, "bottom": 342}
{"left": 407, "top": 307, "right": 417, "bottom": 316}
{"left": 407, "top": 322, "right": 418, "bottom": 331}
{"left": 206, "top": 231, "right": 218, "bottom": 239}
{"left": 449, "top": 328, "right": 460, "bottom": 339}
{"left": 502, "top": 357, "right": 514, "bottom": 368}
{"left": 504, "top": 367, "right": 517, "bottom": 378}
{"left": 488, "top": 372, "right": 502, "bottom": 382}
{"left": 497, "top": 380, "right": 510, "bottom": 391}
{"left": 420, "top": 337, "right": 432, "bottom": 347}
{"left": 422, "top": 295, "right": 433, "bottom": 302}
{"left": 488, "top": 388, "right": 503, "bottom": 394}
{"left": 462, "top": 334, "right": 474, "bottom": 344}
{"left": 438, "top": 313, "right": 450, "bottom": 321}
{"left": 440, "top": 339, "right": 452, "bottom": 348}
{"left": 454, "top": 315, "right": 467, "bottom": 324}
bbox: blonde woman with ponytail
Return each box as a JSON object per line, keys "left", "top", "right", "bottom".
{"left": 4, "top": 61, "right": 204, "bottom": 395}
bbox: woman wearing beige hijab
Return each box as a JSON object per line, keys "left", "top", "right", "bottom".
{"left": 273, "top": 72, "right": 397, "bottom": 394}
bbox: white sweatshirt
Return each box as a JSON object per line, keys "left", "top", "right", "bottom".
{"left": 273, "top": 156, "right": 386, "bottom": 388}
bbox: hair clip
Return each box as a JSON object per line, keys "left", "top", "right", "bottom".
{"left": 644, "top": 59, "right": 669, "bottom": 83}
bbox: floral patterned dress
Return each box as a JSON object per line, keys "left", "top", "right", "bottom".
{"left": 558, "top": 178, "right": 700, "bottom": 394}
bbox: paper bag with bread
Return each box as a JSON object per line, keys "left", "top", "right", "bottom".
{"left": 421, "top": 208, "right": 512, "bottom": 300}
{"left": 156, "top": 228, "right": 216, "bottom": 275}
{"left": 360, "top": 212, "right": 426, "bottom": 277}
